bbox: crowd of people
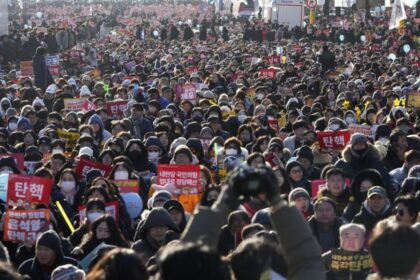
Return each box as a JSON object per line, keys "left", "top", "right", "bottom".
{"left": 0, "top": 0, "right": 419, "bottom": 279}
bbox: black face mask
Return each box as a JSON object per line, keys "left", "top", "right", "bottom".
{"left": 354, "top": 148, "right": 367, "bottom": 156}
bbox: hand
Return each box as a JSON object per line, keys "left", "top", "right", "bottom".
{"left": 71, "top": 247, "right": 83, "bottom": 255}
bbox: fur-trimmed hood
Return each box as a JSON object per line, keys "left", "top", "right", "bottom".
{"left": 341, "top": 143, "right": 382, "bottom": 163}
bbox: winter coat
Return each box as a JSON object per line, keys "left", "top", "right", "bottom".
{"left": 318, "top": 49, "right": 336, "bottom": 72}
{"left": 32, "top": 53, "right": 54, "bottom": 91}
{"left": 352, "top": 201, "right": 392, "bottom": 234}
{"left": 335, "top": 144, "right": 392, "bottom": 191}
{"left": 132, "top": 208, "right": 179, "bottom": 262}
{"left": 308, "top": 216, "right": 343, "bottom": 253}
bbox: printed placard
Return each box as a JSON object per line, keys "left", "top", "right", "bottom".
{"left": 64, "top": 98, "right": 85, "bottom": 111}
{"left": 317, "top": 130, "right": 351, "bottom": 150}
{"left": 348, "top": 124, "right": 372, "bottom": 137}
{"left": 157, "top": 164, "right": 200, "bottom": 194}
{"left": 4, "top": 209, "right": 51, "bottom": 242}
{"left": 112, "top": 180, "right": 139, "bottom": 193}
{"left": 7, "top": 174, "right": 52, "bottom": 204}
{"left": 57, "top": 128, "right": 80, "bottom": 150}
{"left": 75, "top": 157, "right": 112, "bottom": 179}
{"left": 106, "top": 100, "right": 128, "bottom": 119}
{"left": 259, "top": 68, "right": 278, "bottom": 79}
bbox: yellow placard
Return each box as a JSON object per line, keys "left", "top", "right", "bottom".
{"left": 57, "top": 129, "right": 80, "bottom": 150}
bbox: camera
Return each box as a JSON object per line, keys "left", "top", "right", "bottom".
{"left": 228, "top": 164, "right": 270, "bottom": 198}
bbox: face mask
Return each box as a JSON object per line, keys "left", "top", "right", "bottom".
{"left": 114, "top": 170, "right": 129, "bottom": 180}
{"left": 87, "top": 212, "right": 104, "bottom": 223}
{"left": 225, "top": 148, "right": 237, "bottom": 155}
{"left": 60, "top": 181, "right": 76, "bottom": 192}
{"left": 148, "top": 152, "right": 160, "bottom": 160}
{"left": 238, "top": 114, "right": 247, "bottom": 123}
{"left": 378, "top": 137, "right": 388, "bottom": 145}
{"left": 330, "top": 124, "right": 340, "bottom": 131}
{"left": 8, "top": 122, "right": 17, "bottom": 131}
{"left": 345, "top": 117, "right": 355, "bottom": 124}
{"left": 52, "top": 148, "right": 63, "bottom": 154}
{"left": 257, "top": 93, "right": 264, "bottom": 100}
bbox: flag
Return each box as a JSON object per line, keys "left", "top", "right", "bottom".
{"left": 0, "top": 0, "right": 8, "bottom": 35}
{"left": 389, "top": 0, "right": 407, "bottom": 30}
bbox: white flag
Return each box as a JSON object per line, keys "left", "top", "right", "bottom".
{"left": 389, "top": 0, "right": 407, "bottom": 30}
{"left": 0, "top": 0, "right": 8, "bottom": 36}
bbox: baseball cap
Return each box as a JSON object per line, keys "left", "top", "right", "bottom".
{"left": 367, "top": 186, "right": 387, "bottom": 198}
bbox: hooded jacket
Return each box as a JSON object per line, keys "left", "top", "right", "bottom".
{"left": 88, "top": 114, "right": 112, "bottom": 147}
{"left": 132, "top": 208, "right": 179, "bottom": 262}
{"left": 352, "top": 200, "right": 392, "bottom": 233}
{"left": 186, "top": 138, "right": 212, "bottom": 169}
{"left": 335, "top": 143, "right": 392, "bottom": 191}
{"left": 18, "top": 230, "right": 79, "bottom": 280}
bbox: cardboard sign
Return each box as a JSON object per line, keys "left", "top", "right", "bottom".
{"left": 64, "top": 98, "right": 85, "bottom": 111}
{"left": 329, "top": 248, "right": 372, "bottom": 275}
{"left": 157, "top": 164, "right": 200, "bottom": 194}
{"left": 78, "top": 201, "right": 119, "bottom": 222}
{"left": 20, "top": 61, "right": 33, "bottom": 76}
{"left": 259, "top": 68, "right": 278, "bottom": 79}
{"left": 0, "top": 153, "right": 24, "bottom": 170}
{"left": 4, "top": 209, "right": 51, "bottom": 242}
{"left": 57, "top": 128, "right": 80, "bottom": 150}
{"left": 348, "top": 124, "right": 372, "bottom": 137}
{"left": 406, "top": 92, "right": 420, "bottom": 108}
{"left": 75, "top": 157, "right": 112, "bottom": 179}
{"left": 311, "top": 178, "right": 351, "bottom": 198}
{"left": 112, "top": 180, "right": 139, "bottom": 193}
{"left": 267, "top": 55, "right": 281, "bottom": 65}
{"left": 106, "top": 100, "right": 128, "bottom": 118}
{"left": 7, "top": 174, "right": 52, "bottom": 205}
{"left": 45, "top": 55, "right": 60, "bottom": 78}
{"left": 317, "top": 130, "right": 351, "bottom": 150}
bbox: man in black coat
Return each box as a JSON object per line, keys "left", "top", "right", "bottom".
{"left": 32, "top": 47, "right": 54, "bottom": 92}
{"left": 18, "top": 230, "right": 80, "bottom": 280}
{"left": 318, "top": 45, "right": 336, "bottom": 74}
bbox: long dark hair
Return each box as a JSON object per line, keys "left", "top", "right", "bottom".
{"left": 81, "top": 215, "right": 128, "bottom": 249}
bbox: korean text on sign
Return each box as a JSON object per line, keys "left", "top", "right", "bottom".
{"left": 317, "top": 130, "right": 351, "bottom": 150}
{"left": 75, "top": 157, "right": 112, "bottom": 179}
{"left": 106, "top": 100, "right": 128, "bottom": 118}
{"left": 7, "top": 174, "right": 52, "bottom": 204}
{"left": 4, "top": 209, "right": 51, "bottom": 242}
{"left": 157, "top": 164, "right": 200, "bottom": 194}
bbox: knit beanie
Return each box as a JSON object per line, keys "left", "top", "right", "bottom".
{"left": 294, "top": 145, "right": 314, "bottom": 164}
{"left": 288, "top": 187, "right": 310, "bottom": 203}
{"left": 36, "top": 230, "right": 62, "bottom": 256}
{"left": 51, "top": 264, "right": 85, "bottom": 280}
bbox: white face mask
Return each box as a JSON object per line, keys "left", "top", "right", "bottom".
{"left": 8, "top": 122, "right": 17, "bottom": 131}
{"left": 330, "top": 124, "right": 340, "bottom": 131}
{"left": 52, "top": 148, "right": 64, "bottom": 154}
{"left": 257, "top": 93, "right": 264, "bottom": 100}
{"left": 345, "top": 117, "right": 355, "bottom": 124}
{"left": 148, "top": 152, "right": 160, "bottom": 160}
{"left": 60, "top": 181, "right": 76, "bottom": 192}
{"left": 225, "top": 148, "right": 237, "bottom": 156}
{"left": 114, "top": 170, "right": 129, "bottom": 180}
{"left": 378, "top": 137, "right": 388, "bottom": 145}
{"left": 0, "top": 169, "right": 13, "bottom": 175}
{"left": 87, "top": 211, "right": 104, "bottom": 223}
{"left": 238, "top": 114, "right": 247, "bottom": 123}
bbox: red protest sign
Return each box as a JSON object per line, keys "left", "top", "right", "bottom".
{"left": 82, "top": 99, "right": 97, "bottom": 111}
{"left": 0, "top": 154, "right": 24, "bottom": 170}
{"left": 112, "top": 180, "right": 139, "bottom": 193}
{"left": 177, "top": 83, "right": 197, "bottom": 104}
{"left": 259, "top": 68, "right": 278, "bottom": 79}
{"left": 75, "top": 157, "right": 112, "bottom": 179}
{"left": 317, "top": 130, "right": 351, "bottom": 150}
{"left": 78, "top": 201, "right": 119, "bottom": 222}
{"left": 157, "top": 164, "right": 200, "bottom": 194}
{"left": 7, "top": 175, "right": 52, "bottom": 204}
{"left": 106, "top": 100, "right": 128, "bottom": 118}
{"left": 311, "top": 178, "right": 352, "bottom": 198}
{"left": 267, "top": 55, "right": 281, "bottom": 65}
{"left": 4, "top": 209, "right": 51, "bottom": 242}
